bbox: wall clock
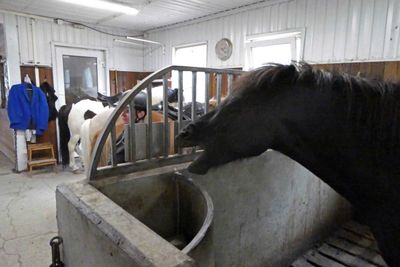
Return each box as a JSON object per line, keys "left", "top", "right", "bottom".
{"left": 215, "top": 38, "right": 233, "bottom": 61}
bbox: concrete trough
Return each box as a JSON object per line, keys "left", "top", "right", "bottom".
{"left": 56, "top": 164, "right": 214, "bottom": 266}
{"left": 57, "top": 151, "right": 352, "bottom": 267}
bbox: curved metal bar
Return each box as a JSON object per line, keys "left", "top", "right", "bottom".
{"left": 88, "top": 65, "right": 245, "bottom": 181}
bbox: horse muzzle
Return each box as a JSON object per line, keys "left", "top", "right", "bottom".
{"left": 175, "top": 130, "right": 199, "bottom": 147}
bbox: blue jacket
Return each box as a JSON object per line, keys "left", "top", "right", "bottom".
{"left": 7, "top": 83, "right": 49, "bottom": 135}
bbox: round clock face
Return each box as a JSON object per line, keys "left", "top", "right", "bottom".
{"left": 215, "top": 38, "right": 233, "bottom": 61}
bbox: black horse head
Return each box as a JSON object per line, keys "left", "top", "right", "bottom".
{"left": 176, "top": 64, "right": 299, "bottom": 174}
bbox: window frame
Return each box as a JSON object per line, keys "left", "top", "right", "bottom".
{"left": 245, "top": 29, "right": 305, "bottom": 70}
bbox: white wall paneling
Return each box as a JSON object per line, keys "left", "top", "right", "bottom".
{"left": 2, "top": 0, "right": 400, "bottom": 73}
{"left": 2, "top": 13, "right": 144, "bottom": 71}
{"left": 145, "top": 0, "right": 400, "bottom": 71}
{"left": 3, "top": 13, "right": 21, "bottom": 87}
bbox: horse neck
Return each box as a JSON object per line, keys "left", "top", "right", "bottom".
{"left": 271, "top": 87, "right": 351, "bottom": 165}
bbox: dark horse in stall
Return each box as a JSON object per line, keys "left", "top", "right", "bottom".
{"left": 176, "top": 63, "right": 400, "bottom": 266}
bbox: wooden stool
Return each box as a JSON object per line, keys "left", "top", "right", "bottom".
{"left": 27, "top": 142, "right": 57, "bottom": 175}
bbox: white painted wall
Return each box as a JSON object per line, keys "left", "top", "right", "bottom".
{"left": 2, "top": 13, "right": 21, "bottom": 87}
{"left": 144, "top": 0, "right": 400, "bottom": 71}
{"left": 3, "top": 0, "right": 399, "bottom": 73}
{"left": 1, "top": 13, "right": 144, "bottom": 72}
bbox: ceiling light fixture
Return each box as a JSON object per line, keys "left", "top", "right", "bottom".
{"left": 60, "top": 0, "right": 139, "bottom": 15}
{"left": 127, "top": 36, "right": 163, "bottom": 46}
{"left": 114, "top": 39, "right": 144, "bottom": 46}
{"left": 114, "top": 38, "right": 166, "bottom": 54}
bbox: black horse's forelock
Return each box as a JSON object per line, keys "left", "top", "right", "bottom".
{"left": 236, "top": 62, "right": 400, "bottom": 152}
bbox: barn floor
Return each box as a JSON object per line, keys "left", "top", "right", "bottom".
{"left": 0, "top": 152, "right": 84, "bottom": 267}
{"left": 291, "top": 221, "right": 387, "bottom": 267}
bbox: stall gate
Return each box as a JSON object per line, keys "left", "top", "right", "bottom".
{"left": 88, "top": 65, "right": 244, "bottom": 180}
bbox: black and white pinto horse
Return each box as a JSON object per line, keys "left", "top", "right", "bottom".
{"left": 58, "top": 92, "right": 123, "bottom": 171}
{"left": 58, "top": 88, "right": 181, "bottom": 172}
{"left": 176, "top": 63, "right": 400, "bottom": 266}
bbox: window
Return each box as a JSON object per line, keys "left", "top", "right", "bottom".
{"left": 245, "top": 30, "right": 304, "bottom": 70}
{"left": 172, "top": 43, "right": 207, "bottom": 103}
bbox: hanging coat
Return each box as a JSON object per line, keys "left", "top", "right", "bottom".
{"left": 7, "top": 83, "right": 49, "bottom": 135}
{"left": 40, "top": 81, "right": 58, "bottom": 121}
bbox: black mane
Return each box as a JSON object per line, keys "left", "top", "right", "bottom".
{"left": 236, "top": 63, "right": 400, "bottom": 152}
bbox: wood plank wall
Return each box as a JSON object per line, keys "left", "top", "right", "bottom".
{"left": 314, "top": 62, "right": 400, "bottom": 81}
{"left": 208, "top": 63, "right": 400, "bottom": 100}
{"left": 109, "top": 71, "right": 152, "bottom": 95}
{"left": 0, "top": 109, "right": 15, "bottom": 163}
{"left": 0, "top": 62, "right": 14, "bottom": 161}
{"left": 0, "top": 63, "right": 5, "bottom": 109}
{"left": 209, "top": 68, "right": 243, "bottom": 99}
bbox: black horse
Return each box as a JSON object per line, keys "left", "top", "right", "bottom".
{"left": 176, "top": 63, "right": 400, "bottom": 266}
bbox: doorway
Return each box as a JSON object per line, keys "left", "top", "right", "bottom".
{"left": 54, "top": 46, "right": 107, "bottom": 106}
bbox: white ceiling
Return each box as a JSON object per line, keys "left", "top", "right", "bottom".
{"left": 0, "top": 0, "right": 267, "bottom": 33}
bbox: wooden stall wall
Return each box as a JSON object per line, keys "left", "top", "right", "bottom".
{"left": 109, "top": 71, "right": 152, "bottom": 95}
{"left": 314, "top": 62, "right": 400, "bottom": 81}
{"left": 0, "top": 62, "right": 14, "bottom": 162}
{"left": 0, "top": 109, "right": 15, "bottom": 163}
{"left": 20, "top": 66, "right": 58, "bottom": 161}
{"left": 209, "top": 68, "right": 242, "bottom": 99}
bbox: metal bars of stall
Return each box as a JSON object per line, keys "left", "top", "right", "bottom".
{"left": 191, "top": 71, "right": 197, "bottom": 121}
{"left": 110, "top": 126, "right": 117, "bottom": 167}
{"left": 177, "top": 71, "right": 184, "bottom": 155}
{"left": 204, "top": 72, "right": 210, "bottom": 114}
{"left": 88, "top": 65, "right": 245, "bottom": 181}
{"left": 227, "top": 74, "right": 234, "bottom": 95}
{"left": 129, "top": 99, "right": 137, "bottom": 162}
{"left": 216, "top": 73, "right": 222, "bottom": 104}
{"left": 163, "top": 75, "right": 169, "bottom": 158}
{"left": 146, "top": 84, "right": 153, "bottom": 160}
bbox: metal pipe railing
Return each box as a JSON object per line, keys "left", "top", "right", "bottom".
{"left": 128, "top": 99, "right": 136, "bottom": 162}
{"left": 146, "top": 84, "right": 153, "bottom": 159}
{"left": 110, "top": 126, "right": 117, "bottom": 167}
{"left": 88, "top": 65, "right": 244, "bottom": 180}
{"left": 178, "top": 71, "right": 184, "bottom": 155}
{"left": 228, "top": 74, "right": 234, "bottom": 95}
{"left": 191, "top": 71, "right": 197, "bottom": 121}
{"left": 216, "top": 73, "right": 222, "bottom": 104}
{"left": 204, "top": 72, "right": 210, "bottom": 114}
{"left": 162, "top": 75, "right": 169, "bottom": 158}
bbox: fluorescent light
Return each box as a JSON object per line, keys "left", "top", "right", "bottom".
{"left": 127, "top": 36, "right": 163, "bottom": 46}
{"left": 114, "top": 39, "right": 144, "bottom": 46}
{"left": 60, "top": 0, "right": 139, "bottom": 15}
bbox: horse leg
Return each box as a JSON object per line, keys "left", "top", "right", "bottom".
{"left": 79, "top": 120, "right": 92, "bottom": 175}
{"left": 68, "top": 135, "right": 80, "bottom": 171}
{"left": 368, "top": 214, "right": 400, "bottom": 267}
